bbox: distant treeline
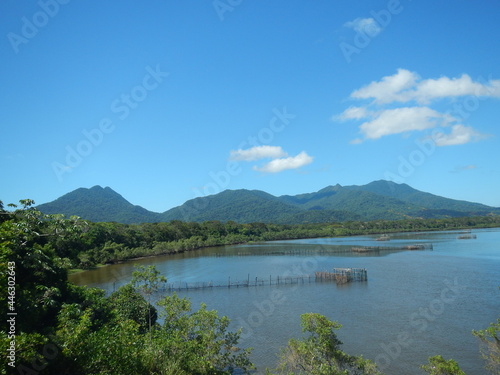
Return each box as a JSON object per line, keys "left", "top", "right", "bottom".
{"left": 3, "top": 200, "right": 500, "bottom": 270}
{"left": 40, "top": 214, "right": 500, "bottom": 269}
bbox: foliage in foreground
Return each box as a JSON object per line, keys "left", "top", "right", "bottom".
{"left": 267, "top": 313, "right": 381, "bottom": 375}
{"left": 420, "top": 355, "right": 466, "bottom": 375}
{"left": 0, "top": 201, "right": 253, "bottom": 374}
{"left": 473, "top": 319, "right": 500, "bottom": 375}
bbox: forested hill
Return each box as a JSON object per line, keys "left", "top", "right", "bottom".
{"left": 37, "top": 186, "right": 162, "bottom": 224}
{"left": 36, "top": 181, "right": 500, "bottom": 224}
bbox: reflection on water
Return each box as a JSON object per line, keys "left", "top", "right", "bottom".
{"left": 69, "top": 228, "right": 500, "bottom": 374}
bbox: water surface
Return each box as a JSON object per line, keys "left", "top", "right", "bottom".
{"left": 69, "top": 228, "right": 500, "bottom": 374}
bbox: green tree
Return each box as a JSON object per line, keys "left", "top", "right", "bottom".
{"left": 420, "top": 355, "right": 465, "bottom": 375}
{"left": 153, "top": 293, "right": 254, "bottom": 374}
{"left": 131, "top": 265, "right": 166, "bottom": 335}
{"left": 270, "top": 313, "right": 381, "bottom": 375}
{"left": 110, "top": 283, "right": 157, "bottom": 333}
{"left": 0, "top": 200, "right": 85, "bottom": 332}
{"left": 53, "top": 304, "right": 146, "bottom": 375}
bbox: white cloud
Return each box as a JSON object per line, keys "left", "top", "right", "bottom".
{"left": 358, "top": 107, "right": 454, "bottom": 140}
{"left": 432, "top": 125, "right": 488, "bottom": 146}
{"left": 351, "top": 68, "right": 419, "bottom": 104}
{"left": 335, "top": 69, "right": 499, "bottom": 146}
{"left": 415, "top": 74, "right": 485, "bottom": 103}
{"left": 350, "top": 68, "right": 500, "bottom": 105}
{"left": 335, "top": 106, "right": 372, "bottom": 121}
{"left": 253, "top": 151, "right": 313, "bottom": 173}
{"left": 229, "top": 145, "right": 287, "bottom": 161}
{"left": 344, "top": 17, "right": 382, "bottom": 37}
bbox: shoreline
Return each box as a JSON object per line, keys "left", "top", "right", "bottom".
{"left": 68, "top": 223, "right": 500, "bottom": 275}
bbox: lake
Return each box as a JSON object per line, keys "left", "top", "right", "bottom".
{"left": 69, "top": 228, "right": 500, "bottom": 374}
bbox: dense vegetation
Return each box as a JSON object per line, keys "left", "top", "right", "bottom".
{"left": 1, "top": 200, "right": 499, "bottom": 374}
{"left": 37, "top": 181, "right": 500, "bottom": 225}
{"left": 0, "top": 201, "right": 253, "bottom": 374}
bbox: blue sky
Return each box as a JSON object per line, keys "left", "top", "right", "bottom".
{"left": 1, "top": 0, "right": 500, "bottom": 212}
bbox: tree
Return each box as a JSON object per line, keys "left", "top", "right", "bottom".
{"left": 154, "top": 293, "right": 254, "bottom": 374}
{"left": 130, "top": 265, "right": 166, "bottom": 334}
{"left": 110, "top": 283, "right": 157, "bottom": 333}
{"left": 473, "top": 319, "right": 500, "bottom": 374}
{"left": 270, "top": 313, "right": 381, "bottom": 375}
{"left": 0, "top": 200, "right": 85, "bottom": 332}
{"left": 420, "top": 355, "right": 465, "bottom": 375}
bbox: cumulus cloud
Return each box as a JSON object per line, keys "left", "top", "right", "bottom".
{"left": 335, "top": 68, "right": 496, "bottom": 145}
{"left": 432, "top": 125, "right": 488, "bottom": 146}
{"left": 350, "top": 68, "right": 500, "bottom": 105}
{"left": 351, "top": 68, "right": 419, "bottom": 104}
{"left": 253, "top": 151, "right": 313, "bottom": 173}
{"left": 229, "top": 145, "right": 287, "bottom": 161}
{"left": 344, "top": 17, "right": 382, "bottom": 37}
{"left": 359, "top": 107, "right": 455, "bottom": 140}
{"left": 230, "top": 146, "right": 314, "bottom": 173}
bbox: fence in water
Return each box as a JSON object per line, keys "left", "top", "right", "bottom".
{"left": 211, "top": 243, "right": 433, "bottom": 257}
{"left": 161, "top": 274, "right": 316, "bottom": 292}
{"left": 351, "top": 243, "right": 433, "bottom": 253}
{"left": 160, "top": 269, "right": 368, "bottom": 292}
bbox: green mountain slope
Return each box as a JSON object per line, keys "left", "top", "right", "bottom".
{"left": 36, "top": 181, "right": 500, "bottom": 224}
{"left": 36, "top": 186, "right": 161, "bottom": 224}
{"left": 160, "top": 189, "right": 303, "bottom": 223}
{"left": 349, "top": 180, "right": 498, "bottom": 216}
{"left": 282, "top": 187, "right": 416, "bottom": 220}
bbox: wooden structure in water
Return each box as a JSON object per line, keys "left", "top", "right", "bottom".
{"left": 351, "top": 244, "right": 432, "bottom": 253}
{"left": 458, "top": 234, "right": 477, "bottom": 239}
{"left": 159, "top": 268, "right": 369, "bottom": 292}
{"left": 162, "top": 274, "right": 316, "bottom": 292}
{"left": 315, "top": 268, "right": 368, "bottom": 285}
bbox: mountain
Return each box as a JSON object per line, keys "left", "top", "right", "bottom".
{"left": 36, "top": 181, "right": 500, "bottom": 224}
{"left": 280, "top": 184, "right": 421, "bottom": 220}
{"left": 36, "top": 186, "right": 161, "bottom": 224}
{"left": 161, "top": 189, "right": 302, "bottom": 223}
{"left": 351, "top": 180, "right": 496, "bottom": 216}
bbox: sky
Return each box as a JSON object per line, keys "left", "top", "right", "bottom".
{"left": 1, "top": 0, "right": 500, "bottom": 212}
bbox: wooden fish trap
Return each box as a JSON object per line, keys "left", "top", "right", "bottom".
{"left": 315, "top": 268, "right": 368, "bottom": 285}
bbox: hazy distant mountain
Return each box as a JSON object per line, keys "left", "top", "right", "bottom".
{"left": 36, "top": 181, "right": 499, "bottom": 224}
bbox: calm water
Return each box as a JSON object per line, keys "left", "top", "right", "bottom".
{"left": 69, "top": 228, "right": 500, "bottom": 374}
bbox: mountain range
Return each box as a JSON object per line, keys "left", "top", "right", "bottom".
{"left": 36, "top": 181, "right": 500, "bottom": 224}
